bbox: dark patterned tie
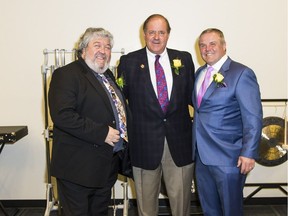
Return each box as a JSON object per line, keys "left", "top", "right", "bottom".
{"left": 155, "top": 55, "right": 169, "bottom": 114}
{"left": 100, "top": 74, "right": 128, "bottom": 142}
{"left": 197, "top": 66, "right": 214, "bottom": 107}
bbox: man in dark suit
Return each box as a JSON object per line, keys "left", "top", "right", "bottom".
{"left": 117, "top": 14, "right": 195, "bottom": 216}
{"left": 192, "top": 28, "right": 263, "bottom": 216}
{"left": 48, "top": 27, "right": 129, "bottom": 216}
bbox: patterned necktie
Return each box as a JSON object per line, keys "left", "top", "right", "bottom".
{"left": 155, "top": 55, "right": 169, "bottom": 114}
{"left": 100, "top": 74, "right": 128, "bottom": 142}
{"left": 197, "top": 66, "right": 214, "bottom": 107}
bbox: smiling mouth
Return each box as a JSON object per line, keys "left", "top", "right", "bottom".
{"left": 205, "top": 52, "right": 213, "bottom": 56}
{"left": 152, "top": 39, "right": 161, "bottom": 44}
{"left": 96, "top": 56, "right": 105, "bottom": 61}
{"left": 95, "top": 53, "right": 106, "bottom": 60}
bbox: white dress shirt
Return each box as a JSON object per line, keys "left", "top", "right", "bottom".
{"left": 196, "top": 55, "right": 228, "bottom": 95}
{"left": 146, "top": 48, "right": 173, "bottom": 99}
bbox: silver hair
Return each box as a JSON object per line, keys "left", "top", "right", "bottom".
{"left": 77, "top": 27, "right": 114, "bottom": 57}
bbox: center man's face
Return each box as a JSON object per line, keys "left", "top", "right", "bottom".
{"left": 144, "top": 17, "right": 170, "bottom": 55}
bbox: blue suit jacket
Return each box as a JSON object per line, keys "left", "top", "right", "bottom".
{"left": 192, "top": 57, "right": 263, "bottom": 166}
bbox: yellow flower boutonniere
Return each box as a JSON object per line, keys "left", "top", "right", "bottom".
{"left": 116, "top": 75, "right": 125, "bottom": 89}
{"left": 171, "top": 58, "right": 184, "bottom": 75}
{"left": 213, "top": 72, "right": 226, "bottom": 87}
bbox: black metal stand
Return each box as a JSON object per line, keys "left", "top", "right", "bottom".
{"left": 0, "top": 201, "right": 9, "bottom": 216}
{"left": 0, "top": 141, "right": 9, "bottom": 216}
{"left": 0, "top": 143, "right": 5, "bottom": 155}
{"left": 244, "top": 183, "right": 288, "bottom": 203}
{"left": 42, "top": 64, "right": 59, "bottom": 216}
{"left": 0, "top": 141, "right": 21, "bottom": 216}
{"left": 243, "top": 99, "right": 288, "bottom": 203}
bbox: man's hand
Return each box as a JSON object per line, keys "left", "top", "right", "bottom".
{"left": 105, "top": 126, "right": 120, "bottom": 147}
{"left": 237, "top": 156, "right": 255, "bottom": 175}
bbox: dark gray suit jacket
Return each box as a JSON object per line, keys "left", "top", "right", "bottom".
{"left": 117, "top": 48, "right": 195, "bottom": 169}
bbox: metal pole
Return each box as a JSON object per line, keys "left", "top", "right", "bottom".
{"left": 122, "top": 177, "right": 129, "bottom": 216}
{"left": 42, "top": 53, "right": 58, "bottom": 216}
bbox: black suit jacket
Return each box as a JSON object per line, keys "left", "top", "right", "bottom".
{"left": 117, "top": 48, "right": 195, "bottom": 169}
{"left": 48, "top": 58, "right": 129, "bottom": 187}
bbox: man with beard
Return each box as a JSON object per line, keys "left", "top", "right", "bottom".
{"left": 48, "top": 28, "right": 129, "bottom": 216}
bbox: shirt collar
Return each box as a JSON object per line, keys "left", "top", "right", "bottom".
{"left": 208, "top": 55, "right": 228, "bottom": 71}
{"left": 146, "top": 47, "right": 168, "bottom": 59}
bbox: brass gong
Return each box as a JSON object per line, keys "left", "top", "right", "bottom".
{"left": 257, "top": 116, "right": 288, "bottom": 166}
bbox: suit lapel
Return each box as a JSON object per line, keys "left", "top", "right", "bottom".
{"left": 140, "top": 48, "right": 184, "bottom": 115}
{"left": 201, "top": 77, "right": 218, "bottom": 103}
{"left": 218, "top": 57, "right": 231, "bottom": 77}
{"left": 167, "top": 50, "right": 176, "bottom": 109}
{"left": 197, "top": 58, "right": 231, "bottom": 107}
{"left": 79, "top": 61, "right": 114, "bottom": 115}
{"left": 166, "top": 49, "right": 183, "bottom": 113}
{"left": 194, "top": 65, "right": 206, "bottom": 108}
{"left": 139, "top": 49, "right": 165, "bottom": 114}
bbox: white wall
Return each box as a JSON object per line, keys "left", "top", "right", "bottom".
{"left": 0, "top": 0, "right": 287, "bottom": 200}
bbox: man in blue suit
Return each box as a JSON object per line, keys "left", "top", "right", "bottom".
{"left": 192, "top": 28, "right": 263, "bottom": 216}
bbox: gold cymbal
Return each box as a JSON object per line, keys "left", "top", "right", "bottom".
{"left": 257, "top": 116, "right": 287, "bottom": 166}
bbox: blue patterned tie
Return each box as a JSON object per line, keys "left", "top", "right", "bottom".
{"left": 155, "top": 55, "right": 169, "bottom": 113}
{"left": 100, "top": 74, "right": 128, "bottom": 142}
